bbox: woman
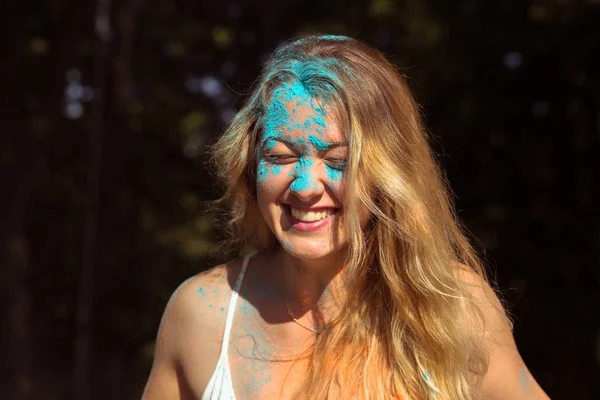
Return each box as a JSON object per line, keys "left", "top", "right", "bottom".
{"left": 143, "top": 35, "right": 549, "bottom": 399}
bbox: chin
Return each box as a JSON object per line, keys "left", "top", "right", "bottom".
{"left": 279, "top": 236, "right": 345, "bottom": 261}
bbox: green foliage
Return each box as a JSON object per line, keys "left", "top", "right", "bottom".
{"left": 212, "top": 26, "right": 234, "bottom": 48}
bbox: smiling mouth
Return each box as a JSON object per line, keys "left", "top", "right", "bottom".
{"left": 284, "top": 204, "right": 341, "bottom": 223}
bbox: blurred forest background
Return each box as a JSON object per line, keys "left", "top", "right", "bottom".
{"left": 1, "top": 0, "right": 599, "bottom": 399}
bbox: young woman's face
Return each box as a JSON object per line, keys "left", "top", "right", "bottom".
{"left": 256, "top": 83, "right": 358, "bottom": 259}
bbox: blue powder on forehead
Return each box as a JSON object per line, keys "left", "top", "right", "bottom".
{"left": 263, "top": 92, "right": 290, "bottom": 146}
{"left": 258, "top": 66, "right": 346, "bottom": 188}
{"left": 308, "top": 133, "right": 330, "bottom": 150}
{"left": 296, "top": 136, "right": 308, "bottom": 149}
{"left": 312, "top": 116, "right": 327, "bottom": 129}
{"left": 314, "top": 105, "right": 327, "bottom": 117}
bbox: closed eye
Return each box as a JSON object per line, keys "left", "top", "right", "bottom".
{"left": 266, "top": 154, "right": 297, "bottom": 164}
{"left": 326, "top": 159, "right": 347, "bottom": 170}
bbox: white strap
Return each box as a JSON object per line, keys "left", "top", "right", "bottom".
{"left": 218, "top": 251, "right": 257, "bottom": 356}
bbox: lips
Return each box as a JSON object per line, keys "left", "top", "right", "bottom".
{"left": 283, "top": 204, "right": 340, "bottom": 232}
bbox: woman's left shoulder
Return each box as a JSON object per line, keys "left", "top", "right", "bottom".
{"left": 448, "top": 262, "right": 505, "bottom": 317}
{"left": 451, "top": 262, "right": 551, "bottom": 399}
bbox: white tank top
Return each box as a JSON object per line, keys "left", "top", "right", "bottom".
{"left": 201, "top": 251, "right": 255, "bottom": 400}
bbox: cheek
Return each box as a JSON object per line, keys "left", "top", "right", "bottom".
{"left": 256, "top": 160, "right": 291, "bottom": 203}
{"left": 324, "top": 167, "right": 346, "bottom": 197}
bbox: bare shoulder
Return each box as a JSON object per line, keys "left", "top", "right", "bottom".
{"left": 161, "top": 258, "right": 246, "bottom": 358}
{"left": 165, "top": 258, "right": 247, "bottom": 329}
{"left": 452, "top": 263, "right": 509, "bottom": 325}
{"left": 451, "top": 262, "right": 550, "bottom": 399}
{"left": 142, "top": 259, "right": 245, "bottom": 399}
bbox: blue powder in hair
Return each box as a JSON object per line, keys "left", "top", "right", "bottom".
{"left": 320, "top": 34, "right": 352, "bottom": 41}
{"left": 283, "top": 81, "right": 311, "bottom": 104}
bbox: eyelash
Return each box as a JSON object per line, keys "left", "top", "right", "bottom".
{"left": 326, "top": 159, "right": 347, "bottom": 170}
{"left": 266, "top": 155, "right": 297, "bottom": 164}
{"left": 266, "top": 154, "right": 347, "bottom": 170}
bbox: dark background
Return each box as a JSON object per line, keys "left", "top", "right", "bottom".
{"left": 1, "top": 0, "right": 598, "bottom": 399}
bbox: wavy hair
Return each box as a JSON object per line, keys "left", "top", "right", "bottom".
{"left": 211, "top": 35, "right": 492, "bottom": 399}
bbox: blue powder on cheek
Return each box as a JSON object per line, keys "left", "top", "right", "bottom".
{"left": 198, "top": 287, "right": 206, "bottom": 297}
{"left": 325, "top": 164, "right": 343, "bottom": 182}
{"left": 257, "top": 159, "right": 270, "bottom": 183}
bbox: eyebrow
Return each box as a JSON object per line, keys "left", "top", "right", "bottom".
{"left": 325, "top": 141, "right": 348, "bottom": 149}
{"left": 264, "top": 138, "right": 348, "bottom": 151}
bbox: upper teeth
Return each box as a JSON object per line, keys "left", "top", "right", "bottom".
{"left": 290, "top": 207, "right": 335, "bottom": 222}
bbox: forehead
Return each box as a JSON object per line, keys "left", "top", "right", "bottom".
{"left": 264, "top": 82, "right": 345, "bottom": 144}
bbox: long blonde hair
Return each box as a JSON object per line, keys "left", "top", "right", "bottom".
{"left": 211, "top": 35, "right": 491, "bottom": 399}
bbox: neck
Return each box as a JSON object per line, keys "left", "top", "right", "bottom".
{"left": 277, "top": 247, "right": 347, "bottom": 320}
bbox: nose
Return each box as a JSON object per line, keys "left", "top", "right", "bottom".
{"left": 290, "top": 159, "right": 325, "bottom": 201}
